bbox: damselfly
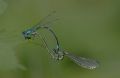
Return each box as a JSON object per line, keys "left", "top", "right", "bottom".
{"left": 22, "top": 12, "right": 99, "bottom": 69}
{"left": 22, "top": 11, "right": 58, "bottom": 40}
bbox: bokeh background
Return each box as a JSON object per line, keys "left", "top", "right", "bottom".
{"left": 0, "top": 0, "right": 120, "bottom": 78}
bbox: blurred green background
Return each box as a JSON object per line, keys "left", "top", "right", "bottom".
{"left": 0, "top": 0, "right": 120, "bottom": 78}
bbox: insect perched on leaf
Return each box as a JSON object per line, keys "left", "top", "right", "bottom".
{"left": 22, "top": 11, "right": 99, "bottom": 70}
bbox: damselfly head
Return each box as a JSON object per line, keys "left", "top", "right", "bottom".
{"left": 22, "top": 30, "right": 33, "bottom": 40}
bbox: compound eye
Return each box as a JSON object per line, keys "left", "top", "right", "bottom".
{"left": 26, "top": 33, "right": 29, "bottom": 35}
